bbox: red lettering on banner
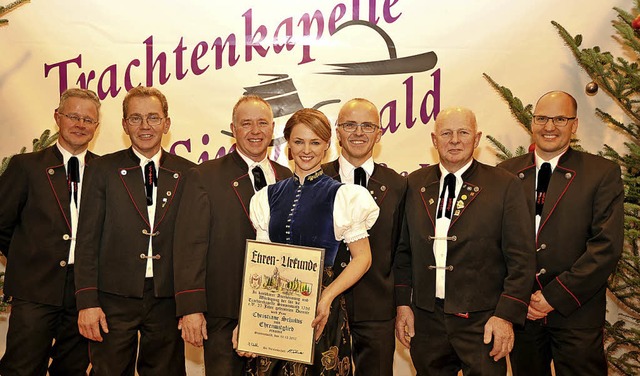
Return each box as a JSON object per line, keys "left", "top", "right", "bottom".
{"left": 380, "top": 69, "right": 441, "bottom": 135}
{"left": 43, "top": 2, "right": 402, "bottom": 96}
{"left": 44, "top": 54, "right": 82, "bottom": 93}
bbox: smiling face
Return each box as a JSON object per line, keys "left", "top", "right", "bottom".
{"left": 288, "top": 123, "right": 329, "bottom": 177}
{"left": 336, "top": 99, "right": 381, "bottom": 167}
{"left": 122, "top": 95, "right": 170, "bottom": 159}
{"left": 532, "top": 92, "right": 578, "bottom": 160}
{"left": 54, "top": 96, "right": 99, "bottom": 155}
{"left": 230, "top": 99, "right": 275, "bottom": 162}
{"left": 431, "top": 107, "right": 481, "bottom": 173}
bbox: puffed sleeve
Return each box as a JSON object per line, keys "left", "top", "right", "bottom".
{"left": 249, "top": 186, "right": 271, "bottom": 242}
{"left": 333, "top": 184, "right": 380, "bottom": 243}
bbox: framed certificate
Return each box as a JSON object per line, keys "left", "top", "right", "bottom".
{"left": 236, "top": 240, "right": 324, "bottom": 364}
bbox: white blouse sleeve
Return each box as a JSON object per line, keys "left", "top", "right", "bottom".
{"left": 249, "top": 186, "right": 271, "bottom": 242}
{"left": 333, "top": 184, "right": 380, "bottom": 243}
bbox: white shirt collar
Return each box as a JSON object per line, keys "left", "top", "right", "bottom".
{"left": 56, "top": 141, "right": 87, "bottom": 168}
{"left": 132, "top": 147, "right": 162, "bottom": 171}
{"left": 338, "top": 154, "right": 374, "bottom": 183}
{"left": 534, "top": 150, "right": 563, "bottom": 172}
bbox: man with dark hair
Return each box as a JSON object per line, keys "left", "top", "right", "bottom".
{"left": 499, "top": 91, "right": 624, "bottom": 375}
{"left": 0, "top": 88, "right": 100, "bottom": 376}
{"left": 74, "top": 86, "right": 195, "bottom": 375}
{"left": 322, "top": 98, "right": 406, "bottom": 376}
{"left": 174, "top": 95, "right": 292, "bottom": 375}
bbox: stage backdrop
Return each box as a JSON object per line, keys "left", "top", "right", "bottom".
{"left": 0, "top": 0, "right": 631, "bottom": 374}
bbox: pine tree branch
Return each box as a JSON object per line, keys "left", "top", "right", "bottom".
{"left": 0, "top": 0, "right": 29, "bottom": 26}
{"left": 482, "top": 73, "right": 533, "bottom": 133}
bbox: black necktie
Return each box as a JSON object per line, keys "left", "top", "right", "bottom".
{"left": 144, "top": 161, "right": 156, "bottom": 206}
{"left": 354, "top": 167, "right": 367, "bottom": 188}
{"left": 437, "top": 173, "right": 456, "bottom": 219}
{"left": 536, "top": 162, "right": 552, "bottom": 216}
{"left": 252, "top": 165, "right": 267, "bottom": 191}
{"left": 67, "top": 156, "right": 80, "bottom": 205}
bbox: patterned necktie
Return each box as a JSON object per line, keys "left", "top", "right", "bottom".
{"left": 144, "top": 161, "right": 156, "bottom": 206}
{"left": 67, "top": 156, "right": 80, "bottom": 205}
{"left": 437, "top": 173, "right": 456, "bottom": 219}
{"left": 354, "top": 167, "right": 367, "bottom": 188}
{"left": 536, "top": 162, "right": 552, "bottom": 216}
{"left": 252, "top": 165, "right": 267, "bottom": 191}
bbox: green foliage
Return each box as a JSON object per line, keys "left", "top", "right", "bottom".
{"left": 486, "top": 1, "right": 640, "bottom": 374}
{"left": 0, "top": 130, "right": 57, "bottom": 175}
{"left": 0, "top": 0, "right": 30, "bottom": 27}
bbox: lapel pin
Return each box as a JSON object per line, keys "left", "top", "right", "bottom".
{"left": 428, "top": 198, "right": 435, "bottom": 205}
{"left": 461, "top": 194, "right": 467, "bottom": 200}
{"left": 166, "top": 191, "right": 172, "bottom": 197}
{"left": 454, "top": 210, "right": 461, "bottom": 216}
{"left": 456, "top": 201, "right": 464, "bottom": 209}
{"left": 467, "top": 187, "right": 472, "bottom": 191}
{"left": 120, "top": 170, "right": 127, "bottom": 176}
{"left": 473, "top": 186, "right": 479, "bottom": 192}
{"left": 381, "top": 185, "right": 387, "bottom": 191}
{"left": 565, "top": 173, "right": 572, "bottom": 179}
{"left": 162, "top": 197, "right": 168, "bottom": 208}
{"left": 173, "top": 173, "right": 179, "bottom": 179}
{"left": 518, "top": 172, "right": 525, "bottom": 179}
{"left": 233, "top": 181, "right": 239, "bottom": 187}
{"left": 420, "top": 187, "right": 426, "bottom": 192}
{"left": 48, "top": 168, "right": 55, "bottom": 175}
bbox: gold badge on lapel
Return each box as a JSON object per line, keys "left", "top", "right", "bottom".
{"left": 456, "top": 200, "right": 464, "bottom": 209}
{"left": 428, "top": 198, "right": 435, "bottom": 205}
{"left": 461, "top": 195, "right": 467, "bottom": 200}
{"left": 454, "top": 210, "right": 461, "bottom": 216}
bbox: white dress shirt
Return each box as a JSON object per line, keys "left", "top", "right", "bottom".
{"left": 56, "top": 141, "right": 87, "bottom": 265}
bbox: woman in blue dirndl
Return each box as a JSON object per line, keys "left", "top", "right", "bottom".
{"left": 242, "top": 108, "right": 379, "bottom": 376}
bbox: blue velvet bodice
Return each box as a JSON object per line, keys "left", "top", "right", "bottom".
{"left": 267, "top": 170, "right": 342, "bottom": 266}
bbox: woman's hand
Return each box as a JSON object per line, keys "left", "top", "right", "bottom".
{"left": 311, "top": 293, "right": 332, "bottom": 341}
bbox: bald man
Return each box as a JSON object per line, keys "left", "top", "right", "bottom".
{"left": 498, "top": 91, "right": 623, "bottom": 376}
{"left": 394, "top": 107, "right": 535, "bottom": 375}
{"left": 322, "top": 98, "right": 407, "bottom": 376}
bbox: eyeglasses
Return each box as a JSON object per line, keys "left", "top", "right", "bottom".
{"left": 337, "top": 122, "right": 379, "bottom": 133}
{"left": 125, "top": 115, "right": 164, "bottom": 126}
{"left": 235, "top": 120, "right": 271, "bottom": 130}
{"left": 58, "top": 112, "right": 99, "bottom": 126}
{"left": 532, "top": 115, "right": 576, "bottom": 127}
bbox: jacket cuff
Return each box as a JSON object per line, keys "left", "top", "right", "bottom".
{"left": 542, "top": 278, "right": 581, "bottom": 317}
{"left": 75, "top": 288, "right": 100, "bottom": 310}
{"left": 493, "top": 294, "right": 529, "bottom": 326}
{"left": 394, "top": 285, "right": 412, "bottom": 307}
{"left": 175, "top": 289, "right": 207, "bottom": 316}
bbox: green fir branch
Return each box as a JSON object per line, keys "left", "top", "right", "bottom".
{"left": 0, "top": 0, "right": 30, "bottom": 26}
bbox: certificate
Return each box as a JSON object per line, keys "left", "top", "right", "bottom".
{"left": 237, "top": 240, "right": 324, "bottom": 364}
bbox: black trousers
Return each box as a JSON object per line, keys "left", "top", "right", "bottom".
{"left": 203, "top": 317, "right": 246, "bottom": 376}
{"left": 0, "top": 266, "right": 89, "bottom": 376}
{"left": 350, "top": 318, "right": 396, "bottom": 376}
{"left": 89, "top": 279, "right": 185, "bottom": 376}
{"left": 410, "top": 302, "right": 506, "bottom": 376}
{"left": 510, "top": 320, "right": 607, "bottom": 376}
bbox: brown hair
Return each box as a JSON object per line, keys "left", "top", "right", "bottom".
{"left": 231, "top": 94, "right": 273, "bottom": 123}
{"left": 57, "top": 88, "right": 101, "bottom": 117}
{"left": 284, "top": 108, "right": 331, "bottom": 143}
{"left": 122, "top": 86, "right": 169, "bottom": 118}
